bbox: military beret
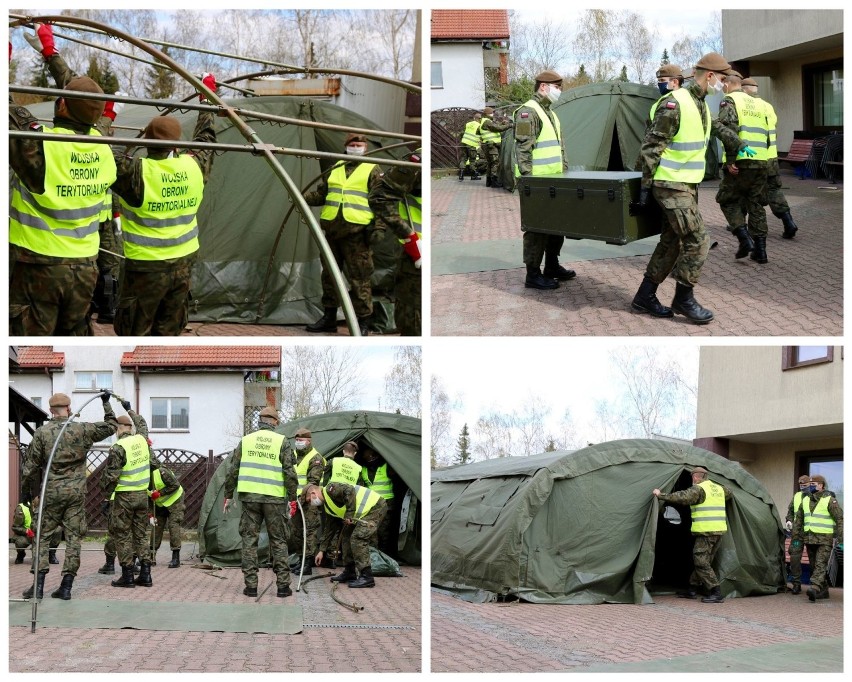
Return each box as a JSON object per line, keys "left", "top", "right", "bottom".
{"left": 726, "top": 70, "right": 743, "bottom": 80}
{"left": 692, "top": 466, "right": 709, "bottom": 475}
{"left": 810, "top": 474, "right": 827, "bottom": 486}
{"left": 742, "top": 77, "right": 758, "bottom": 87}
{"left": 798, "top": 475, "right": 811, "bottom": 484}
{"left": 294, "top": 427, "right": 312, "bottom": 438}
{"left": 63, "top": 76, "right": 106, "bottom": 126}
{"left": 48, "top": 393, "right": 71, "bottom": 407}
{"left": 343, "top": 441, "right": 358, "bottom": 452}
{"left": 656, "top": 64, "right": 682, "bottom": 79}
{"left": 483, "top": 107, "right": 494, "bottom": 116}
{"left": 143, "top": 115, "right": 183, "bottom": 141}
{"left": 535, "top": 70, "right": 563, "bottom": 84}
{"left": 259, "top": 406, "right": 279, "bottom": 420}
{"left": 344, "top": 133, "right": 367, "bottom": 146}
{"left": 694, "top": 52, "right": 731, "bottom": 74}
{"left": 116, "top": 415, "right": 133, "bottom": 426}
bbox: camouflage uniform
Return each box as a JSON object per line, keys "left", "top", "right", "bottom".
{"left": 109, "top": 111, "right": 216, "bottom": 336}
{"left": 151, "top": 467, "right": 185, "bottom": 552}
{"left": 223, "top": 422, "right": 297, "bottom": 589}
{"left": 92, "top": 193, "right": 124, "bottom": 323}
{"left": 361, "top": 460, "right": 397, "bottom": 556}
{"left": 656, "top": 482, "right": 732, "bottom": 591}
{"left": 101, "top": 412, "right": 159, "bottom": 568}
{"left": 304, "top": 162, "right": 383, "bottom": 318}
{"left": 324, "top": 483, "right": 387, "bottom": 572}
{"left": 290, "top": 447, "right": 326, "bottom": 559}
{"left": 20, "top": 402, "right": 118, "bottom": 575}
{"left": 369, "top": 175, "right": 422, "bottom": 336}
{"left": 11, "top": 503, "right": 61, "bottom": 553}
{"left": 637, "top": 81, "right": 745, "bottom": 286}
{"left": 479, "top": 115, "right": 512, "bottom": 180}
{"left": 785, "top": 490, "right": 809, "bottom": 587}
{"left": 793, "top": 491, "right": 843, "bottom": 594}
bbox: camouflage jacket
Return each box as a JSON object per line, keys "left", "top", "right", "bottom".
{"left": 716, "top": 90, "right": 767, "bottom": 169}
{"left": 324, "top": 482, "right": 383, "bottom": 522}
{"left": 369, "top": 177, "right": 420, "bottom": 241}
{"left": 480, "top": 116, "right": 512, "bottom": 137}
{"left": 101, "top": 412, "right": 161, "bottom": 495}
{"left": 222, "top": 423, "right": 297, "bottom": 504}
{"left": 295, "top": 447, "right": 326, "bottom": 486}
{"left": 657, "top": 482, "right": 732, "bottom": 536}
{"left": 513, "top": 93, "right": 568, "bottom": 176}
{"left": 793, "top": 491, "right": 844, "bottom": 545}
{"left": 22, "top": 403, "right": 118, "bottom": 493}
{"left": 303, "top": 161, "right": 383, "bottom": 237}
{"left": 636, "top": 81, "right": 746, "bottom": 190}
{"left": 12, "top": 503, "right": 35, "bottom": 536}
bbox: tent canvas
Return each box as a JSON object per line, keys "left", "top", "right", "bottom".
{"left": 199, "top": 410, "right": 421, "bottom": 566}
{"left": 431, "top": 439, "right": 785, "bottom": 604}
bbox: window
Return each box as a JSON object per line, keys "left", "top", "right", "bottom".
{"left": 31, "top": 397, "right": 42, "bottom": 408}
{"left": 782, "top": 346, "right": 833, "bottom": 370}
{"left": 74, "top": 371, "right": 113, "bottom": 391}
{"left": 804, "top": 60, "right": 843, "bottom": 132}
{"left": 431, "top": 61, "right": 443, "bottom": 89}
{"left": 798, "top": 449, "right": 844, "bottom": 508}
{"left": 151, "top": 398, "right": 189, "bottom": 430}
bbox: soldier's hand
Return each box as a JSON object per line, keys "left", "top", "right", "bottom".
{"left": 223, "top": 498, "right": 232, "bottom": 514}
{"left": 738, "top": 145, "right": 757, "bottom": 159}
{"left": 314, "top": 551, "right": 324, "bottom": 566}
{"left": 785, "top": 520, "right": 793, "bottom": 531}
{"left": 103, "top": 92, "right": 127, "bottom": 121}
{"left": 25, "top": 23, "right": 58, "bottom": 58}
{"left": 629, "top": 188, "right": 651, "bottom": 216}
{"left": 401, "top": 232, "right": 422, "bottom": 268}
{"left": 100, "top": 390, "right": 112, "bottom": 403}
{"left": 652, "top": 488, "right": 661, "bottom": 497}
{"left": 199, "top": 73, "right": 216, "bottom": 102}
{"left": 150, "top": 490, "right": 161, "bottom": 501}
{"left": 726, "top": 163, "right": 739, "bottom": 176}
{"left": 26, "top": 529, "right": 35, "bottom": 539}
{"left": 289, "top": 500, "right": 298, "bottom": 518}
{"left": 121, "top": 400, "right": 132, "bottom": 411}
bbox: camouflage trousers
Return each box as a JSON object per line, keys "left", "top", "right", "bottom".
{"left": 13, "top": 528, "right": 61, "bottom": 550}
{"left": 153, "top": 498, "right": 185, "bottom": 551}
{"left": 645, "top": 185, "right": 709, "bottom": 287}
{"left": 377, "top": 497, "right": 396, "bottom": 556}
{"left": 33, "top": 486, "right": 87, "bottom": 575}
{"left": 342, "top": 499, "right": 387, "bottom": 571}
{"left": 459, "top": 146, "right": 479, "bottom": 171}
{"left": 394, "top": 256, "right": 421, "bottom": 336}
{"left": 111, "top": 491, "right": 152, "bottom": 566}
{"left": 114, "top": 258, "right": 194, "bottom": 336}
{"left": 806, "top": 542, "right": 833, "bottom": 591}
{"left": 239, "top": 501, "right": 291, "bottom": 588}
{"left": 104, "top": 535, "right": 116, "bottom": 558}
{"left": 320, "top": 515, "right": 345, "bottom": 558}
{"left": 9, "top": 260, "right": 97, "bottom": 336}
{"left": 766, "top": 158, "right": 790, "bottom": 216}
{"left": 482, "top": 142, "right": 501, "bottom": 178}
{"left": 689, "top": 533, "right": 723, "bottom": 591}
{"left": 788, "top": 539, "right": 810, "bottom": 584}
{"left": 320, "top": 232, "right": 374, "bottom": 317}
{"left": 522, "top": 232, "right": 565, "bottom": 269}
{"left": 290, "top": 500, "right": 322, "bottom": 558}
{"left": 716, "top": 165, "right": 768, "bottom": 237}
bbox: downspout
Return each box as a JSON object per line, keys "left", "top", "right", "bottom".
{"left": 134, "top": 366, "right": 140, "bottom": 412}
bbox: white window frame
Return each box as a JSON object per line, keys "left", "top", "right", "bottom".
{"left": 150, "top": 397, "right": 190, "bottom": 432}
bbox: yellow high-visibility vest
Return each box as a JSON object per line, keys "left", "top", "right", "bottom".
{"left": 398, "top": 195, "right": 422, "bottom": 239}
{"left": 653, "top": 88, "right": 710, "bottom": 184}
{"left": 19, "top": 504, "right": 32, "bottom": 530}
{"left": 322, "top": 484, "right": 382, "bottom": 520}
{"left": 723, "top": 91, "right": 770, "bottom": 162}
{"left": 690, "top": 480, "right": 727, "bottom": 533}
{"left": 295, "top": 447, "right": 325, "bottom": 495}
{"left": 479, "top": 118, "right": 501, "bottom": 144}
{"left": 514, "top": 99, "right": 562, "bottom": 177}
{"left": 320, "top": 162, "right": 377, "bottom": 225}
{"left": 461, "top": 120, "right": 482, "bottom": 148}
{"left": 236, "top": 430, "right": 287, "bottom": 498}
{"left": 803, "top": 495, "right": 836, "bottom": 534}
{"left": 150, "top": 468, "right": 184, "bottom": 508}
{"left": 114, "top": 435, "right": 151, "bottom": 492}
{"left": 361, "top": 463, "right": 394, "bottom": 500}
{"left": 329, "top": 457, "right": 362, "bottom": 485}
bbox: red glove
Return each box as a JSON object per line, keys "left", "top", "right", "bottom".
{"left": 289, "top": 500, "right": 298, "bottom": 518}
{"left": 150, "top": 490, "right": 161, "bottom": 501}
{"left": 102, "top": 92, "right": 126, "bottom": 122}
{"left": 9, "top": 41, "right": 12, "bottom": 65}
{"left": 401, "top": 232, "right": 422, "bottom": 268}
{"left": 37, "top": 23, "right": 57, "bottom": 58}
{"left": 200, "top": 73, "right": 216, "bottom": 101}
{"left": 26, "top": 529, "right": 35, "bottom": 539}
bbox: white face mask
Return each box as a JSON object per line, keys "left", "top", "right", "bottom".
{"left": 708, "top": 75, "right": 724, "bottom": 94}
{"left": 310, "top": 496, "right": 322, "bottom": 507}
{"left": 545, "top": 85, "right": 562, "bottom": 103}
{"left": 295, "top": 439, "right": 309, "bottom": 450}
{"left": 346, "top": 145, "right": 366, "bottom": 156}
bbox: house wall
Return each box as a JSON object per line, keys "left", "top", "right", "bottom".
{"left": 431, "top": 43, "right": 486, "bottom": 110}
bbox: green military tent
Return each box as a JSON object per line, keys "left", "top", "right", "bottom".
{"left": 198, "top": 410, "right": 422, "bottom": 566}
{"left": 431, "top": 438, "right": 785, "bottom": 604}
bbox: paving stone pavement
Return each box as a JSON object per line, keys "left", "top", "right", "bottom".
{"left": 431, "top": 170, "right": 842, "bottom": 336}
{"left": 9, "top": 543, "right": 421, "bottom": 673}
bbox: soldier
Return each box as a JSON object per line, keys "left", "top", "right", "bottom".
{"left": 458, "top": 112, "right": 482, "bottom": 181}
{"left": 92, "top": 192, "right": 123, "bottom": 324}
{"left": 741, "top": 77, "right": 799, "bottom": 239}
{"left": 305, "top": 482, "right": 387, "bottom": 589}
{"left": 714, "top": 71, "right": 771, "bottom": 263}
{"left": 785, "top": 474, "right": 812, "bottom": 594}
{"left": 223, "top": 406, "right": 297, "bottom": 598}
{"left": 793, "top": 474, "right": 843, "bottom": 601}
{"left": 479, "top": 107, "right": 511, "bottom": 187}
{"left": 149, "top": 464, "right": 185, "bottom": 569}
{"left": 10, "top": 23, "right": 118, "bottom": 336}
{"left": 368, "top": 148, "right": 422, "bottom": 336}
{"left": 360, "top": 447, "right": 397, "bottom": 556}
{"left": 101, "top": 405, "right": 159, "bottom": 589}
{"left": 514, "top": 70, "right": 576, "bottom": 290}
{"left": 289, "top": 428, "right": 326, "bottom": 576}
{"left": 653, "top": 466, "right": 732, "bottom": 603}
{"left": 318, "top": 441, "right": 363, "bottom": 566}
{"left": 303, "top": 133, "right": 383, "bottom": 335}
{"left": 630, "top": 52, "right": 754, "bottom": 324}
{"left": 20, "top": 391, "right": 118, "bottom": 600}
{"left": 11, "top": 496, "right": 61, "bottom": 565}
{"left": 649, "top": 64, "right": 684, "bottom": 123}
{"left": 109, "top": 76, "right": 216, "bottom": 336}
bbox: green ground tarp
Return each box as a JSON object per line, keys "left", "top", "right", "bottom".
{"left": 431, "top": 439, "right": 786, "bottom": 604}
{"left": 199, "top": 410, "right": 421, "bottom": 566}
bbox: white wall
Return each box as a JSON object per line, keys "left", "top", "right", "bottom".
{"left": 431, "top": 43, "right": 485, "bottom": 111}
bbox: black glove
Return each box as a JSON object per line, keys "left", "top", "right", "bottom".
{"left": 121, "top": 400, "right": 131, "bottom": 411}
{"left": 101, "top": 500, "right": 111, "bottom": 516}
{"left": 629, "top": 188, "right": 651, "bottom": 216}
{"left": 100, "top": 390, "right": 112, "bottom": 403}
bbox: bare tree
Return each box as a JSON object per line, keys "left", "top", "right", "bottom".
{"left": 384, "top": 346, "right": 421, "bottom": 418}
{"left": 573, "top": 9, "right": 619, "bottom": 81}
{"left": 280, "top": 346, "right": 364, "bottom": 421}
{"left": 431, "top": 375, "right": 454, "bottom": 468}
{"left": 510, "top": 16, "right": 574, "bottom": 81}
{"left": 670, "top": 13, "right": 722, "bottom": 71}
{"left": 472, "top": 411, "right": 515, "bottom": 460}
{"left": 619, "top": 11, "right": 658, "bottom": 84}
{"left": 351, "top": 9, "right": 416, "bottom": 80}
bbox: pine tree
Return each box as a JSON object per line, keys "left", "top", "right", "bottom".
{"left": 545, "top": 438, "right": 557, "bottom": 452}
{"left": 661, "top": 49, "right": 670, "bottom": 67}
{"left": 618, "top": 65, "right": 628, "bottom": 82}
{"left": 454, "top": 423, "right": 471, "bottom": 465}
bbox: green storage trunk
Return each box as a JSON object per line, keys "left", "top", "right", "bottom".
{"left": 518, "top": 171, "right": 662, "bottom": 245}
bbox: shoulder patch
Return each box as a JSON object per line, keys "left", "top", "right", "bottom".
{"left": 520, "top": 112, "right": 529, "bottom": 119}
{"left": 665, "top": 101, "right": 677, "bottom": 109}
{"left": 720, "top": 100, "right": 729, "bottom": 108}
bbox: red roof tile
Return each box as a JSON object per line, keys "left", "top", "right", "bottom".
{"left": 15, "top": 346, "right": 65, "bottom": 369}
{"left": 432, "top": 10, "right": 510, "bottom": 40}
{"left": 121, "top": 346, "right": 281, "bottom": 369}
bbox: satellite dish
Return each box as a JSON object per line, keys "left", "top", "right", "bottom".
{"left": 663, "top": 505, "right": 682, "bottom": 525}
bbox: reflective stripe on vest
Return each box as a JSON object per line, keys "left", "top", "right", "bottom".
{"left": 237, "top": 430, "right": 287, "bottom": 497}
{"left": 322, "top": 484, "right": 382, "bottom": 520}
{"left": 792, "top": 490, "right": 805, "bottom": 513}
{"left": 295, "top": 447, "right": 324, "bottom": 495}
{"left": 114, "top": 435, "right": 151, "bottom": 492}
{"left": 803, "top": 494, "right": 836, "bottom": 534}
{"left": 10, "top": 125, "right": 117, "bottom": 258}
{"left": 397, "top": 195, "right": 422, "bottom": 239}
{"left": 763, "top": 98, "right": 778, "bottom": 160}
{"left": 479, "top": 118, "right": 501, "bottom": 144}
{"left": 654, "top": 88, "right": 710, "bottom": 183}
{"left": 118, "top": 154, "right": 204, "bottom": 260}
{"left": 330, "top": 457, "right": 362, "bottom": 485}
{"left": 20, "top": 504, "right": 32, "bottom": 530}
{"left": 724, "top": 91, "right": 771, "bottom": 162}
{"left": 461, "top": 120, "right": 482, "bottom": 148}
{"left": 514, "top": 99, "right": 562, "bottom": 177}
{"left": 690, "top": 479, "right": 727, "bottom": 532}
{"left": 361, "top": 463, "right": 394, "bottom": 500}
{"left": 321, "top": 162, "right": 377, "bottom": 225}
{"left": 99, "top": 190, "right": 112, "bottom": 223}
{"left": 150, "top": 468, "right": 183, "bottom": 508}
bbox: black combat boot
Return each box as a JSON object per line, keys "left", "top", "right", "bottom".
{"left": 306, "top": 308, "right": 338, "bottom": 333}
{"left": 23, "top": 570, "right": 47, "bottom": 599}
{"left": 676, "top": 585, "right": 699, "bottom": 599}
{"left": 168, "top": 549, "right": 181, "bottom": 568}
{"left": 15, "top": 550, "right": 25, "bottom": 564}
{"left": 292, "top": 562, "right": 312, "bottom": 576}
{"left": 51, "top": 573, "right": 74, "bottom": 600}
{"left": 356, "top": 317, "right": 370, "bottom": 337}
{"left": 277, "top": 584, "right": 293, "bottom": 598}
{"left": 791, "top": 583, "right": 801, "bottom": 595}
{"left": 671, "top": 283, "right": 714, "bottom": 324}
{"left": 243, "top": 584, "right": 258, "bottom": 597}
{"left": 98, "top": 555, "right": 116, "bottom": 574}
{"left": 48, "top": 549, "right": 59, "bottom": 564}
{"left": 134, "top": 561, "right": 153, "bottom": 587}
{"left": 631, "top": 277, "right": 673, "bottom": 318}
{"left": 750, "top": 236, "right": 768, "bottom": 264}
{"left": 701, "top": 586, "right": 724, "bottom": 603}
{"left": 543, "top": 255, "right": 576, "bottom": 281}
{"left": 524, "top": 266, "right": 558, "bottom": 290}
{"left": 774, "top": 210, "right": 798, "bottom": 239}
{"left": 458, "top": 168, "right": 464, "bottom": 182}
{"left": 471, "top": 170, "right": 481, "bottom": 180}
{"left": 485, "top": 175, "right": 492, "bottom": 187}
{"left": 330, "top": 563, "right": 357, "bottom": 583}
{"left": 815, "top": 586, "right": 830, "bottom": 600}
{"left": 348, "top": 566, "right": 375, "bottom": 588}
{"left": 111, "top": 565, "right": 136, "bottom": 588}
{"left": 732, "top": 225, "right": 754, "bottom": 259}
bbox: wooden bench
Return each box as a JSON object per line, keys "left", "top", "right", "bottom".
{"left": 782, "top": 139, "right": 816, "bottom": 178}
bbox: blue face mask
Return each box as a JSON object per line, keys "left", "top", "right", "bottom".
{"left": 658, "top": 82, "right": 670, "bottom": 96}
{"left": 808, "top": 485, "right": 817, "bottom": 493}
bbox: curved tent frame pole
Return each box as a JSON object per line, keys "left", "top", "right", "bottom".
{"left": 9, "top": 14, "right": 361, "bottom": 336}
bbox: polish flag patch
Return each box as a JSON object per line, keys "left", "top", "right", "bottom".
{"left": 520, "top": 112, "right": 529, "bottom": 118}
{"left": 665, "top": 101, "right": 677, "bottom": 109}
